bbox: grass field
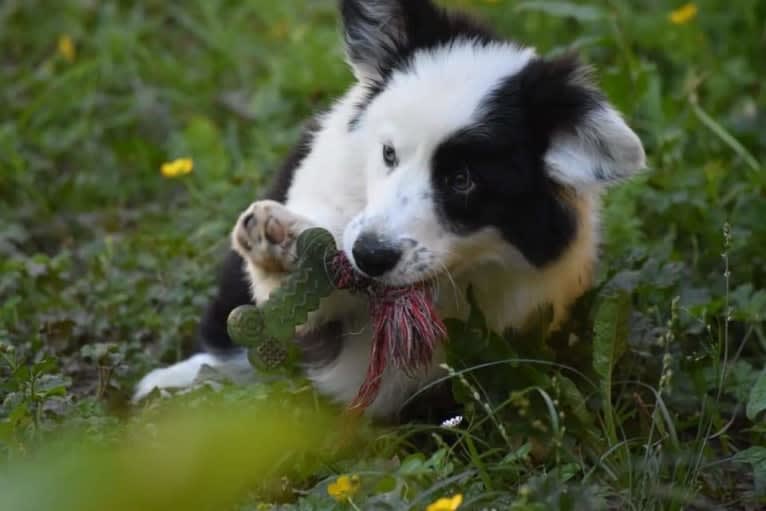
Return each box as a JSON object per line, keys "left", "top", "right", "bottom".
{"left": 1, "top": 0, "right": 765, "bottom": 509}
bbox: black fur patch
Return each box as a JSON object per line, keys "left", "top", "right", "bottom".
{"left": 431, "top": 56, "right": 603, "bottom": 268}
{"left": 199, "top": 250, "right": 254, "bottom": 353}
{"left": 343, "top": 0, "right": 497, "bottom": 128}
{"left": 296, "top": 321, "right": 345, "bottom": 368}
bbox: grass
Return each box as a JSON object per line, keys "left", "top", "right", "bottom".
{"left": 1, "top": 0, "right": 765, "bottom": 509}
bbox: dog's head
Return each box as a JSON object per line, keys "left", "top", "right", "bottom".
{"left": 340, "top": 0, "right": 645, "bottom": 286}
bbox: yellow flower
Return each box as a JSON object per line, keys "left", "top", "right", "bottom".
{"left": 161, "top": 158, "right": 194, "bottom": 178}
{"left": 57, "top": 35, "right": 76, "bottom": 63}
{"left": 327, "top": 474, "right": 360, "bottom": 502}
{"left": 426, "top": 494, "right": 464, "bottom": 511}
{"left": 669, "top": 3, "right": 698, "bottom": 24}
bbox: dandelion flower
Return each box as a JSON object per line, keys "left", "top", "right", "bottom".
{"left": 426, "top": 494, "right": 463, "bottom": 511}
{"left": 57, "top": 35, "right": 76, "bottom": 63}
{"left": 161, "top": 158, "right": 194, "bottom": 178}
{"left": 669, "top": 3, "right": 698, "bottom": 24}
{"left": 327, "top": 474, "right": 360, "bottom": 502}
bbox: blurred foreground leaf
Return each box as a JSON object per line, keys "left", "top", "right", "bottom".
{"left": 0, "top": 397, "right": 350, "bottom": 511}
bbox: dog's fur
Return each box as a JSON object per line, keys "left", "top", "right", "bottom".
{"left": 135, "top": 0, "right": 645, "bottom": 420}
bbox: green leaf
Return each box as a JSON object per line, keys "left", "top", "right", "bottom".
{"left": 34, "top": 374, "right": 72, "bottom": 399}
{"left": 747, "top": 371, "right": 766, "bottom": 421}
{"left": 516, "top": 2, "right": 606, "bottom": 22}
{"left": 398, "top": 453, "right": 427, "bottom": 476}
{"left": 501, "top": 442, "right": 532, "bottom": 465}
{"left": 592, "top": 290, "right": 631, "bottom": 448}
{"left": 557, "top": 375, "right": 592, "bottom": 425}
{"left": 592, "top": 291, "right": 631, "bottom": 383}
{"left": 734, "top": 447, "right": 766, "bottom": 496}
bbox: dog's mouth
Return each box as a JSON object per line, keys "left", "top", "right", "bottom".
{"left": 332, "top": 252, "right": 436, "bottom": 291}
{"left": 327, "top": 249, "right": 447, "bottom": 410}
{"left": 373, "top": 258, "right": 446, "bottom": 289}
{"left": 368, "top": 271, "right": 431, "bottom": 288}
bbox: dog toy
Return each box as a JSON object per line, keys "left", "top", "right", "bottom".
{"left": 227, "top": 227, "right": 446, "bottom": 410}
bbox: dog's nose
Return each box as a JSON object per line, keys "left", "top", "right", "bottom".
{"left": 352, "top": 233, "right": 402, "bottom": 277}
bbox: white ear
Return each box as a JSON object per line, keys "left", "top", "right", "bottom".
{"left": 545, "top": 105, "right": 646, "bottom": 188}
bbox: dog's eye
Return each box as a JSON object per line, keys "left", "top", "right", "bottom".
{"left": 448, "top": 168, "right": 475, "bottom": 194}
{"left": 382, "top": 144, "right": 398, "bottom": 167}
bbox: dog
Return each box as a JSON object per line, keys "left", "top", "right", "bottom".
{"left": 134, "top": 0, "right": 645, "bottom": 420}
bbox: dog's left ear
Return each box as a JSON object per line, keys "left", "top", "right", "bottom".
{"left": 341, "top": 0, "right": 436, "bottom": 81}
{"left": 521, "top": 55, "right": 646, "bottom": 187}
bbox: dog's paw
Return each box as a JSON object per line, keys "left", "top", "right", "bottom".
{"left": 232, "top": 200, "right": 312, "bottom": 272}
{"left": 132, "top": 354, "right": 211, "bottom": 402}
{"left": 132, "top": 352, "right": 254, "bottom": 403}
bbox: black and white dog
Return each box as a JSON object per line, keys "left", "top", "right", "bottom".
{"left": 135, "top": 0, "right": 645, "bottom": 419}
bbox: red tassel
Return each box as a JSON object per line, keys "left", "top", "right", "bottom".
{"left": 330, "top": 252, "right": 447, "bottom": 410}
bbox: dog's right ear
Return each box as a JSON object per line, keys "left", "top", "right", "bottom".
{"left": 341, "top": 0, "right": 439, "bottom": 81}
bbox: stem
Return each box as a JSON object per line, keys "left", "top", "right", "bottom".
{"left": 464, "top": 432, "right": 494, "bottom": 492}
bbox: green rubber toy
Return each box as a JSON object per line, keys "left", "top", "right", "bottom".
{"left": 226, "top": 227, "right": 340, "bottom": 371}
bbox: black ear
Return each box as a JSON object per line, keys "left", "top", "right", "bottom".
{"left": 518, "top": 56, "right": 646, "bottom": 187}
{"left": 341, "top": 0, "right": 437, "bottom": 81}
{"left": 340, "top": 0, "right": 493, "bottom": 82}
